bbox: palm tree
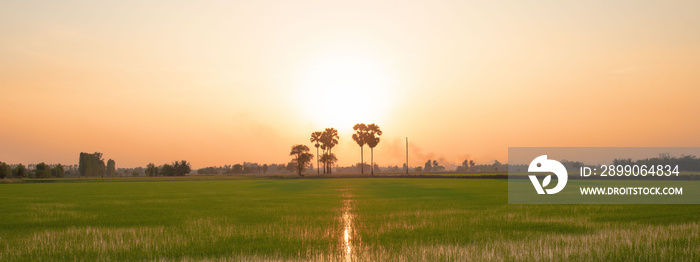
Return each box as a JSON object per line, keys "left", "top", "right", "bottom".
{"left": 320, "top": 153, "right": 337, "bottom": 173}
{"left": 321, "top": 128, "right": 339, "bottom": 174}
{"left": 365, "top": 123, "right": 382, "bottom": 175}
{"left": 310, "top": 131, "right": 323, "bottom": 174}
{"left": 352, "top": 123, "right": 368, "bottom": 174}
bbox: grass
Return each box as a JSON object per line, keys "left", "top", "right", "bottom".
{"left": 0, "top": 177, "right": 697, "bottom": 261}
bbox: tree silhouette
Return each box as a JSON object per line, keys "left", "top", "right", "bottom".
{"left": 174, "top": 160, "right": 191, "bottom": 176}
{"left": 52, "top": 164, "right": 65, "bottom": 178}
{"left": 160, "top": 163, "right": 174, "bottom": 176}
{"left": 290, "top": 144, "right": 314, "bottom": 176}
{"left": 365, "top": 123, "right": 382, "bottom": 175}
{"left": 106, "top": 159, "right": 116, "bottom": 177}
{"left": 321, "top": 128, "right": 339, "bottom": 174}
{"left": 320, "top": 153, "right": 337, "bottom": 174}
{"left": 310, "top": 131, "right": 323, "bottom": 174}
{"left": 79, "top": 152, "right": 105, "bottom": 177}
{"left": 352, "top": 123, "right": 368, "bottom": 174}
{"left": 146, "top": 163, "right": 158, "bottom": 177}
{"left": 13, "top": 164, "right": 26, "bottom": 178}
{"left": 35, "top": 162, "right": 51, "bottom": 178}
{"left": 0, "top": 162, "right": 9, "bottom": 179}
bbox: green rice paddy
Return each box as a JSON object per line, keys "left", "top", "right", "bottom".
{"left": 0, "top": 177, "right": 697, "bottom": 261}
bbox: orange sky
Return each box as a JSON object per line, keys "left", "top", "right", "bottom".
{"left": 1, "top": 1, "right": 700, "bottom": 169}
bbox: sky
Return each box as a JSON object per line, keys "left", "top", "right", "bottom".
{"left": 1, "top": 1, "right": 700, "bottom": 169}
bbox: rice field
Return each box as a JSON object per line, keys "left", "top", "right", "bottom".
{"left": 0, "top": 177, "right": 697, "bottom": 261}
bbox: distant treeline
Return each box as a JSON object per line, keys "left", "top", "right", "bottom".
{"left": 507, "top": 154, "right": 700, "bottom": 173}
{"left": 145, "top": 161, "right": 191, "bottom": 177}
{"left": 197, "top": 163, "right": 289, "bottom": 175}
{"left": 612, "top": 154, "right": 700, "bottom": 171}
{"left": 195, "top": 159, "right": 513, "bottom": 175}
{"left": 12, "top": 153, "right": 695, "bottom": 178}
{"left": 0, "top": 162, "right": 65, "bottom": 179}
{"left": 78, "top": 152, "right": 120, "bottom": 177}
{"left": 1, "top": 152, "right": 192, "bottom": 179}
{"left": 508, "top": 159, "right": 585, "bottom": 173}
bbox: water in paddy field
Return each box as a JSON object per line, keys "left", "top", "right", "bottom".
{"left": 340, "top": 189, "right": 356, "bottom": 261}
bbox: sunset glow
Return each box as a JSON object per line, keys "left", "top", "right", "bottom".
{"left": 1, "top": 1, "right": 699, "bottom": 168}
{"left": 297, "top": 53, "right": 396, "bottom": 131}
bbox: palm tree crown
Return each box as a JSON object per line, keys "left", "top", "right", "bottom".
{"left": 310, "top": 132, "right": 322, "bottom": 148}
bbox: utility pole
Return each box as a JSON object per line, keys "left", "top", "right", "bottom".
{"left": 406, "top": 137, "right": 409, "bottom": 175}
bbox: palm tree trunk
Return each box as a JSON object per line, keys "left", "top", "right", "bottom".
{"left": 328, "top": 148, "right": 332, "bottom": 174}
{"left": 322, "top": 149, "right": 325, "bottom": 174}
{"left": 316, "top": 147, "right": 319, "bottom": 174}
{"left": 361, "top": 146, "right": 364, "bottom": 174}
{"left": 371, "top": 148, "right": 374, "bottom": 175}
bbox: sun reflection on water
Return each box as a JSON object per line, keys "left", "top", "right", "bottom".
{"left": 341, "top": 190, "right": 355, "bottom": 262}
{"left": 343, "top": 208, "right": 353, "bottom": 261}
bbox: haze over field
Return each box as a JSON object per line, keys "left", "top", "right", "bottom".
{"left": 2, "top": 1, "right": 700, "bottom": 168}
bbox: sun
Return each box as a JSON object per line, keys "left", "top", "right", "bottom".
{"left": 297, "top": 54, "right": 396, "bottom": 131}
